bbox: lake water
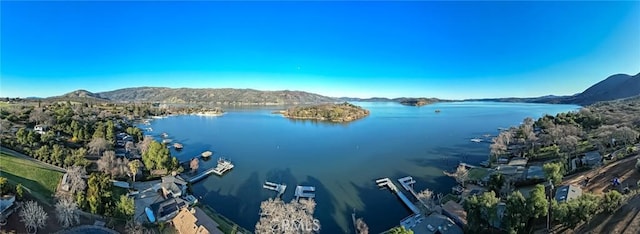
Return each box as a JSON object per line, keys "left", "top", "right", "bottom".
{"left": 142, "top": 102, "right": 580, "bottom": 233}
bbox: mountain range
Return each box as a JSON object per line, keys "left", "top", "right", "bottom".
{"left": 51, "top": 72, "right": 639, "bottom": 106}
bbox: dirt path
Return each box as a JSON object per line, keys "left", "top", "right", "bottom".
{"left": 561, "top": 153, "right": 639, "bottom": 195}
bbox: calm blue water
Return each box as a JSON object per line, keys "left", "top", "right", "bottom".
{"left": 143, "top": 102, "right": 580, "bottom": 233}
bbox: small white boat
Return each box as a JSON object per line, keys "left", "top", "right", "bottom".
{"left": 162, "top": 138, "right": 172, "bottom": 144}
{"left": 201, "top": 151, "right": 213, "bottom": 158}
{"left": 470, "top": 138, "right": 483, "bottom": 143}
{"left": 173, "top": 143, "right": 183, "bottom": 149}
{"left": 161, "top": 133, "right": 169, "bottom": 138}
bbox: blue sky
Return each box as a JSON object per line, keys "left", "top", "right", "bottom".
{"left": 1, "top": 1, "right": 639, "bottom": 99}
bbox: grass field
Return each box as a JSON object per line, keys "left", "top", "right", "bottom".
{"left": 0, "top": 152, "right": 63, "bottom": 203}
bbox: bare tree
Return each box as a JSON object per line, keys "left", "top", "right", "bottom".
{"left": 66, "top": 166, "right": 87, "bottom": 194}
{"left": 355, "top": 218, "right": 369, "bottom": 234}
{"left": 255, "top": 198, "right": 320, "bottom": 234}
{"left": 190, "top": 157, "right": 199, "bottom": 173}
{"left": 444, "top": 164, "right": 468, "bottom": 187}
{"left": 19, "top": 200, "right": 48, "bottom": 234}
{"left": 29, "top": 108, "right": 48, "bottom": 125}
{"left": 98, "top": 151, "right": 129, "bottom": 177}
{"left": 137, "top": 136, "right": 154, "bottom": 155}
{"left": 88, "top": 137, "right": 109, "bottom": 156}
{"left": 55, "top": 197, "right": 80, "bottom": 228}
{"left": 125, "top": 141, "right": 136, "bottom": 154}
{"left": 416, "top": 189, "right": 435, "bottom": 210}
{"left": 125, "top": 220, "right": 145, "bottom": 234}
{"left": 614, "top": 126, "right": 640, "bottom": 146}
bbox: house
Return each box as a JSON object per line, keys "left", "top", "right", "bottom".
{"left": 161, "top": 175, "right": 187, "bottom": 198}
{"left": 525, "top": 166, "right": 545, "bottom": 180}
{"left": 507, "top": 157, "right": 528, "bottom": 167}
{"left": 581, "top": 151, "right": 602, "bottom": 167}
{"left": 34, "top": 125, "right": 49, "bottom": 134}
{"left": 172, "top": 207, "right": 224, "bottom": 234}
{"left": 0, "top": 195, "right": 16, "bottom": 220}
{"left": 442, "top": 200, "right": 467, "bottom": 228}
{"left": 112, "top": 180, "right": 131, "bottom": 189}
{"left": 149, "top": 197, "right": 190, "bottom": 223}
{"left": 489, "top": 202, "right": 507, "bottom": 229}
{"left": 555, "top": 184, "right": 582, "bottom": 203}
{"left": 418, "top": 213, "right": 463, "bottom": 234}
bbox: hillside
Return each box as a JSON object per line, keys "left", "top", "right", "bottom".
{"left": 279, "top": 102, "right": 370, "bottom": 122}
{"left": 395, "top": 97, "right": 441, "bottom": 106}
{"left": 81, "top": 87, "right": 337, "bottom": 104}
{"left": 561, "top": 73, "right": 640, "bottom": 105}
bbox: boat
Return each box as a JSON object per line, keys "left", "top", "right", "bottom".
{"left": 483, "top": 134, "right": 491, "bottom": 138}
{"left": 173, "top": 143, "right": 183, "bottom": 150}
{"left": 470, "top": 138, "right": 483, "bottom": 143}
{"left": 162, "top": 139, "right": 172, "bottom": 144}
{"left": 435, "top": 109, "right": 441, "bottom": 113}
{"left": 201, "top": 151, "right": 213, "bottom": 158}
{"left": 161, "top": 133, "right": 169, "bottom": 138}
{"left": 212, "top": 157, "right": 234, "bottom": 176}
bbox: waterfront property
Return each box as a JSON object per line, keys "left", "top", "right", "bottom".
{"left": 172, "top": 207, "right": 224, "bottom": 234}
{"left": 294, "top": 185, "right": 316, "bottom": 200}
{"left": 161, "top": 175, "right": 188, "bottom": 198}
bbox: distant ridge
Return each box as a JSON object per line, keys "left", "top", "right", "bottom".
{"left": 561, "top": 73, "right": 640, "bottom": 105}
{"left": 69, "top": 87, "right": 337, "bottom": 105}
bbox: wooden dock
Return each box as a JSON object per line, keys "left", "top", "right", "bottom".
{"left": 398, "top": 176, "right": 431, "bottom": 211}
{"left": 294, "top": 185, "right": 316, "bottom": 200}
{"left": 263, "top": 181, "right": 287, "bottom": 197}
{"left": 375, "top": 178, "right": 420, "bottom": 214}
{"left": 186, "top": 158, "right": 234, "bottom": 183}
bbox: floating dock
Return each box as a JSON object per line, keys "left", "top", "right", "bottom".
{"left": 376, "top": 178, "right": 420, "bottom": 214}
{"left": 294, "top": 185, "right": 316, "bottom": 200}
{"left": 263, "top": 181, "right": 287, "bottom": 197}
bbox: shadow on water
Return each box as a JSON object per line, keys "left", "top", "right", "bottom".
{"left": 194, "top": 172, "right": 263, "bottom": 231}
{"left": 301, "top": 176, "right": 342, "bottom": 234}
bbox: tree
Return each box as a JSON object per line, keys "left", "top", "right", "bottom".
{"left": 614, "top": 126, "right": 640, "bottom": 146}
{"left": 255, "top": 198, "right": 320, "bottom": 234}
{"left": 115, "top": 195, "right": 135, "bottom": 219}
{"left": 602, "top": 190, "right": 623, "bottom": 213}
{"left": 415, "top": 189, "right": 435, "bottom": 210}
{"left": 88, "top": 137, "right": 109, "bottom": 156}
{"left": 142, "top": 140, "right": 172, "bottom": 171}
{"left": 87, "top": 173, "right": 112, "bottom": 214}
{"left": 388, "top": 226, "right": 413, "bottom": 234}
{"left": 444, "top": 164, "right": 468, "bottom": 187}
{"left": 97, "top": 151, "right": 118, "bottom": 175}
{"left": 19, "top": 200, "right": 48, "bottom": 233}
{"left": 66, "top": 166, "right": 87, "bottom": 194}
{"left": 106, "top": 120, "right": 116, "bottom": 144}
{"left": 543, "top": 162, "right": 563, "bottom": 186}
{"left": 190, "top": 157, "right": 199, "bottom": 173}
{"left": 16, "top": 184, "right": 24, "bottom": 199}
{"left": 55, "top": 196, "right": 80, "bottom": 228}
{"left": 0, "top": 177, "right": 11, "bottom": 195}
{"left": 128, "top": 160, "right": 143, "bottom": 182}
{"left": 504, "top": 191, "right": 528, "bottom": 234}
{"left": 526, "top": 184, "right": 548, "bottom": 219}
{"left": 355, "top": 218, "right": 369, "bottom": 234}
{"left": 137, "top": 136, "right": 154, "bottom": 155}
{"left": 464, "top": 191, "right": 500, "bottom": 233}
{"left": 488, "top": 173, "right": 505, "bottom": 195}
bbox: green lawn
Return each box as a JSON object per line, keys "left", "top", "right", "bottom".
{"left": 0, "top": 152, "right": 63, "bottom": 203}
{"left": 467, "top": 167, "right": 491, "bottom": 181}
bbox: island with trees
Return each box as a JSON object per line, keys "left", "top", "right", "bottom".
{"left": 278, "top": 102, "right": 370, "bottom": 122}
{"left": 396, "top": 98, "right": 440, "bottom": 107}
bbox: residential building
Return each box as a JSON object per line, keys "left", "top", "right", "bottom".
{"left": 555, "top": 184, "right": 582, "bottom": 202}
{"left": 172, "top": 207, "right": 224, "bottom": 234}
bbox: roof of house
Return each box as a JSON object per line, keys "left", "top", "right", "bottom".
{"left": 582, "top": 151, "right": 602, "bottom": 164}
{"left": 442, "top": 200, "right": 467, "bottom": 226}
{"left": 162, "top": 175, "right": 187, "bottom": 185}
{"left": 420, "top": 213, "right": 463, "bottom": 234}
{"left": 150, "top": 197, "right": 189, "bottom": 219}
{"left": 0, "top": 195, "right": 16, "bottom": 214}
{"left": 507, "top": 157, "right": 528, "bottom": 167}
{"left": 555, "top": 184, "right": 582, "bottom": 202}
{"left": 173, "top": 208, "right": 210, "bottom": 234}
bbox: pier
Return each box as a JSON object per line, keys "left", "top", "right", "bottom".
{"left": 459, "top": 162, "right": 479, "bottom": 169}
{"left": 398, "top": 176, "right": 431, "bottom": 211}
{"left": 185, "top": 158, "right": 234, "bottom": 183}
{"left": 375, "top": 178, "right": 420, "bottom": 214}
{"left": 294, "top": 186, "right": 316, "bottom": 200}
{"left": 263, "top": 181, "right": 287, "bottom": 197}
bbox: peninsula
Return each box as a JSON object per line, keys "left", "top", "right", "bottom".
{"left": 279, "top": 102, "right": 370, "bottom": 122}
